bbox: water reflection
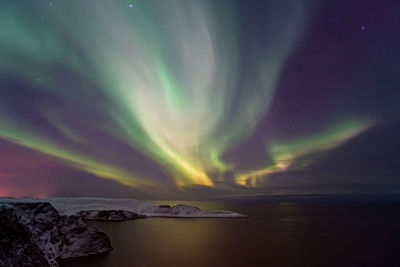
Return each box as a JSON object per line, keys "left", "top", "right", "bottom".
{"left": 61, "top": 201, "right": 400, "bottom": 267}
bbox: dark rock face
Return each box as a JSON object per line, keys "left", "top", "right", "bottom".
{"left": 57, "top": 215, "right": 112, "bottom": 259}
{"left": 0, "top": 206, "right": 50, "bottom": 267}
{"left": 170, "top": 204, "right": 201, "bottom": 215}
{"left": 153, "top": 204, "right": 201, "bottom": 215}
{"left": 75, "top": 209, "right": 146, "bottom": 221}
{"left": 0, "top": 202, "right": 112, "bottom": 267}
{"left": 152, "top": 205, "right": 172, "bottom": 214}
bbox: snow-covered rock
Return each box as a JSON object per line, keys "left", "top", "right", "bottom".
{"left": 0, "top": 205, "right": 49, "bottom": 267}
{"left": 149, "top": 204, "right": 200, "bottom": 215}
{"left": 75, "top": 209, "right": 146, "bottom": 221}
{"left": 140, "top": 203, "right": 246, "bottom": 217}
{"left": 0, "top": 197, "right": 246, "bottom": 218}
{"left": 0, "top": 198, "right": 245, "bottom": 266}
{"left": 0, "top": 202, "right": 112, "bottom": 267}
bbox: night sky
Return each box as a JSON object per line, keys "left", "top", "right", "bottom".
{"left": 1, "top": 0, "right": 399, "bottom": 199}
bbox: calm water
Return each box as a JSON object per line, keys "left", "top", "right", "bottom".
{"left": 61, "top": 201, "right": 400, "bottom": 267}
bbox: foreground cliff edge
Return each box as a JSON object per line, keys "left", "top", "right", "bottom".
{"left": 0, "top": 198, "right": 246, "bottom": 266}
{"left": 0, "top": 202, "right": 112, "bottom": 267}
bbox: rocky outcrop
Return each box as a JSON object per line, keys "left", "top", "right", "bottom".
{"left": 153, "top": 205, "right": 172, "bottom": 214}
{"left": 75, "top": 209, "right": 146, "bottom": 221}
{"left": 0, "top": 197, "right": 247, "bottom": 218}
{"left": 170, "top": 204, "right": 201, "bottom": 214}
{"left": 148, "top": 204, "right": 241, "bottom": 217}
{"left": 57, "top": 215, "right": 112, "bottom": 260}
{"left": 0, "top": 206, "right": 49, "bottom": 266}
{"left": 152, "top": 204, "right": 200, "bottom": 215}
{"left": 0, "top": 202, "right": 112, "bottom": 267}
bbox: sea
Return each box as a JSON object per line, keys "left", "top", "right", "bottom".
{"left": 61, "top": 199, "right": 400, "bottom": 267}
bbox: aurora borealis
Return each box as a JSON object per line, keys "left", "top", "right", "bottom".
{"left": 1, "top": 0, "right": 400, "bottom": 198}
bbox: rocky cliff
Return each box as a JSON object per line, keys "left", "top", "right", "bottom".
{"left": 0, "top": 202, "right": 112, "bottom": 267}
{"left": 75, "top": 209, "right": 146, "bottom": 221}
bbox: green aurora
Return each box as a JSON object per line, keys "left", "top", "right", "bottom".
{"left": 0, "top": 0, "right": 376, "bottom": 192}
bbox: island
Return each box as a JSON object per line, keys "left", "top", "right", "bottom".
{"left": 0, "top": 198, "right": 245, "bottom": 266}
